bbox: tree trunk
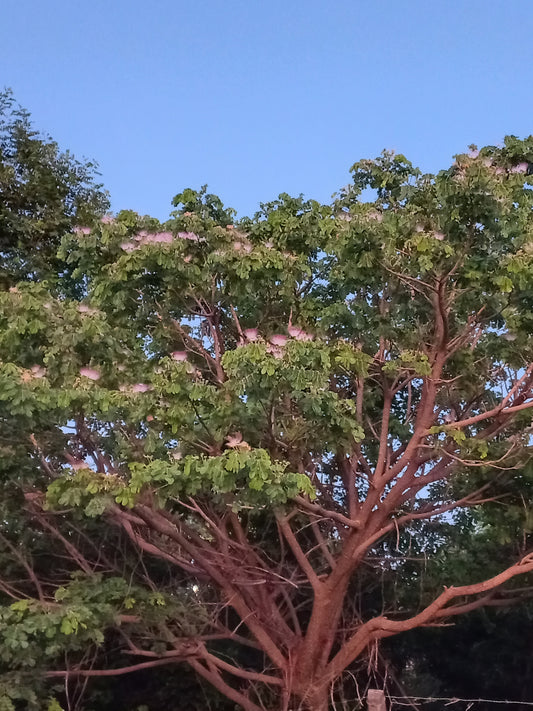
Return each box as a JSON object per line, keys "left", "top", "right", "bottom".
{"left": 291, "top": 684, "right": 329, "bottom": 711}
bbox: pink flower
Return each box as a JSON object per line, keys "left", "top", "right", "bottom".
{"left": 265, "top": 240, "right": 274, "bottom": 249}
{"left": 415, "top": 224, "right": 425, "bottom": 233}
{"left": 233, "top": 242, "right": 242, "bottom": 251}
{"left": 146, "top": 415, "right": 154, "bottom": 422}
{"left": 171, "top": 351, "right": 187, "bottom": 362}
{"left": 433, "top": 231, "right": 445, "bottom": 241}
{"left": 225, "top": 432, "right": 243, "bottom": 448}
{"left": 131, "top": 383, "right": 151, "bottom": 393}
{"left": 101, "top": 215, "right": 114, "bottom": 224}
{"left": 30, "top": 365, "right": 46, "bottom": 378}
{"left": 183, "top": 255, "right": 192, "bottom": 263}
{"left": 367, "top": 211, "right": 383, "bottom": 222}
{"left": 69, "top": 458, "right": 89, "bottom": 471}
{"left": 75, "top": 226, "right": 91, "bottom": 235}
{"left": 482, "top": 158, "right": 493, "bottom": 167}
{"left": 78, "top": 304, "right": 99, "bottom": 315}
{"left": 242, "top": 244, "right": 252, "bottom": 253}
{"left": 512, "top": 162, "right": 528, "bottom": 174}
{"left": 270, "top": 334, "right": 287, "bottom": 346}
{"left": 468, "top": 149, "right": 479, "bottom": 159}
{"left": 178, "top": 231, "right": 200, "bottom": 242}
{"left": 244, "top": 328, "right": 259, "bottom": 341}
{"left": 120, "top": 241, "right": 136, "bottom": 252}
{"left": 145, "top": 232, "right": 173, "bottom": 244}
{"left": 288, "top": 326, "right": 313, "bottom": 341}
{"left": 79, "top": 367, "right": 100, "bottom": 381}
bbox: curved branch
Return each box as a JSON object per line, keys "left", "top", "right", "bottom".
{"left": 45, "top": 658, "right": 179, "bottom": 678}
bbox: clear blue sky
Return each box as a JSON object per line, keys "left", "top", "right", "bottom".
{"left": 2, "top": 0, "right": 532, "bottom": 219}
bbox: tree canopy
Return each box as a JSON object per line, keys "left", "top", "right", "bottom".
{"left": 0, "top": 90, "right": 109, "bottom": 288}
{"left": 2, "top": 96, "right": 533, "bottom": 711}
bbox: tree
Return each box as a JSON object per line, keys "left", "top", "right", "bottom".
{"left": 1, "top": 133, "right": 533, "bottom": 711}
{"left": 0, "top": 89, "right": 109, "bottom": 287}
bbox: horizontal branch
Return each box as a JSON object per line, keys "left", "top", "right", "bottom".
{"left": 45, "top": 658, "right": 179, "bottom": 678}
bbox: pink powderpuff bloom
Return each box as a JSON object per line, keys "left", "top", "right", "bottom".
{"left": 233, "top": 242, "right": 243, "bottom": 251}
{"left": 171, "top": 351, "right": 188, "bottom": 362}
{"left": 79, "top": 367, "right": 100, "bottom": 381}
{"left": 178, "top": 231, "right": 200, "bottom": 242}
{"left": 131, "top": 383, "right": 151, "bottom": 393}
{"left": 225, "top": 432, "right": 243, "bottom": 448}
{"left": 120, "top": 241, "right": 136, "bottom": 252}
{"left": 244, "top": 328, "right": 259, "bottom": 341}
{"left": 75, "top": 226, "right": 91, "bottom": 235}
{"left": 183, "top": 255, "right": 192, "bottom": 263}
{"left": 433, "top": 231, "right": 445, "bottom": 241}
{"left": 156, "top": 231, "right": 174, "bottom": 242}
{"left": 270, "top": 334, "right": 288, "bottom": 346}
{"left": 264, "top": 240, "right": 274, "bottom": 249}
{"left": 288, "top": 326, "right": 313, "bottom": 341}
{"left": 512, "top": 162, "right": 528, "bottom": 174}
{"left": 78, "top": 304, "right": 99, "bottom": 315}
{"left": 69, "top": 458, "right": 89, "bottom": 471}
{"left": 101, "top": 215, "right": 114, "bottom": 224}
{"left": 30, "top": 365, "right": 46, "bottom": 378}
{"left": 242, "top": 244, "right": 253, "bottom": 254}
{"left": 468, "top": 149, "right": 479, "bottom": 159}
{"left": 145, "top": 232, "right": 173, "bottom": 244}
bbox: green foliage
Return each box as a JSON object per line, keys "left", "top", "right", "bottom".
{"left": 171, "top": 185, "right": 236, "bottom": 226}
{"left": 0, "top": 90, "right": 109, "bottom": 288}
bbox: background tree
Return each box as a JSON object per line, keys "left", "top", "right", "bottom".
{"left": 1, "top": 105, "right": 533, "bottom": 710}
{"left": 0, "top": 89, "right": 109, "bottom": 288}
